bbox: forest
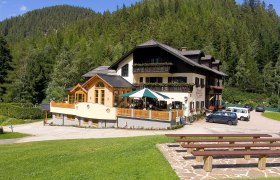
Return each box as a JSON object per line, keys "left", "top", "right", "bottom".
{"left": 0, "top": 0, "right": 279, "bottom": 106}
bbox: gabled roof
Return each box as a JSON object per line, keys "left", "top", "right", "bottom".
{"left": 82, "top": 74, "right": 134, "bottom": 89}
{"left": 70, "top": 84, "right": 88, "bottom": 93}
{"left": 109, "top": 39, "right": 226, "bottom": 76}
{"left": 83, "top": 66, "right": 116, "bottom": 78}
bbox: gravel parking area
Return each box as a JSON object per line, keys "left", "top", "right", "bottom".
{"left": 0, "top": 111, "right": 279, "bottom": 144}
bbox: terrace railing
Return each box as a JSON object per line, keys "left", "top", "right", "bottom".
{"left": 50, "top": 101, "right": 75, "bottom": 109}
{"left": 117, "top": 108, "right": 183, "bottom": 121}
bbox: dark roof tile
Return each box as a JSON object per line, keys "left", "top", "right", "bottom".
{"left": 97, "top": 74, "right": 134, "bottom": 88}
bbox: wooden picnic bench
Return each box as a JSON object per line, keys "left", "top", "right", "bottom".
{"left": 182, "top": 143, "right": 280, "bottom": 161}
{"left": 166, "top": 133, "right": 272, "bottom": 139}
{"left": 176, "top": 138, "right": 280, "bottom": 144}
{"left": 191, "top": 149, "right": 280, "bottom": 172}
{"left": 176, "top": 138, "right": 280, "bottom": 153}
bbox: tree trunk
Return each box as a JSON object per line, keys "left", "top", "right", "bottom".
{"left": 0, "top": 126, "right": 3, "bottom": 134}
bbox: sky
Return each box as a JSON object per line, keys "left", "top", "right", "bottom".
{"left": 0, "top": 0, "right": 279, "bottom": 21}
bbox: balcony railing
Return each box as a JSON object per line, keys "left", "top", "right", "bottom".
{"left": 117, "top": 108, "right": 183, "bottom": 121}
{"left": 206, "top": 85, "right": 224, "bottom": 95}
{"left": 51, "top": 101, "right": 75, "bottom": 109}
{"left": 133, "top": 63, "right": 172, "bottom": 73}
{"left": 134, "top": 83, "right": 194, "bottom": 93}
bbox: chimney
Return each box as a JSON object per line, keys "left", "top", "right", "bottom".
{"left": 180, "top": 47, "right": 187, "bottom": 52}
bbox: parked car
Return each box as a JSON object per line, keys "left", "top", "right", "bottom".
{"left": 225, "top": 107, "right": 250, "bottom": 121}
{"left": 206, "top": 111, "right": 238, "bottom": 125}
{"left": 255, "top": 105, "right": 265, "bottom": 112}
{"left": 244, "top": 104, "right": 253, "bottom": 111}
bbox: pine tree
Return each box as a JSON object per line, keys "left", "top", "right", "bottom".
{"left": 46, "top": 48, "right": 76, "bottom": 101}
{"left": 0, "top": 36, "right": 12, "bottom": 101}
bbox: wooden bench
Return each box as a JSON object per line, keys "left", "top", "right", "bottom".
{"left": 176, "top": 138, "right": 280, "bottom": 153}
{"left": 166, "top": 133, "right": 272, "bottom": 139}
{"left": 182, "top": 143, "right": 280, "bottom": 161}
{"left": 191, "top": 149, "right": 280, "bottom": 172}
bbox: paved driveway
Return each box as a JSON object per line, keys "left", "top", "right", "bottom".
{"left": 1, "top": 111, "right": 280, "bottom": 144}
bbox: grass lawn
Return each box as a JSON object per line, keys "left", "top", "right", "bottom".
{"left": 0, "top": 135, "right": 178, "bottom": 179}
{"left": 0, "top": 132, "right": 30, "bottom": 140}
{"left": 0, "top": 115, "right": 42, "bottom": 126}
{"left": 262, "top": 112, "right": 280, "bottom": 121}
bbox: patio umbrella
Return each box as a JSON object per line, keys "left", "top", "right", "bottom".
{"left": 120, "top": 88, "right": 170, "bottom": 100}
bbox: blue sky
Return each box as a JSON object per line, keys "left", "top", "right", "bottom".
{"left": 0, "top": 0, "right": 279, "bottom": 21}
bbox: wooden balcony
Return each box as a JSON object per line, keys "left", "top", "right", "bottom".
{"left": 134, "top": 83, "right": 194, "bottom": 93}
{"left": 51, "top": 101, "right": 75, "bottom": 109}
{"left": 133, "top": 63, "right": 172, "bottom": 73}
{"left": 117, "top": 108, "right": 183, "bottom": 121}
{"left": 207, "top": 85, "right": 224, "bottom": 95}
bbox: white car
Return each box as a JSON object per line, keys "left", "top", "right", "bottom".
{"left": 225, "top": 107, "right": 250, "bottom": 121}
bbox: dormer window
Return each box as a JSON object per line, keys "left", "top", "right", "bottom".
{"left": 121, "top": 64, "right": 128, "bottom": 77}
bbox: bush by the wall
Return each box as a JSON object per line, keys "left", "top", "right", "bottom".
{"left": 0, "top": 103, "right": 43, "bottom": 119}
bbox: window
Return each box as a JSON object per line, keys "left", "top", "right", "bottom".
{"left": 201, "top": 101, "right": 205, "bottom": 108}
{"left": 67, "top": 115, "right": 75, "bottom": 121}
{"left": 55, "top": 113, "right": 63, "bottom": 119}
{"left": 139, "top": 77, "right": 143, "bottom": 83}
{"left": 150, "top": 57, "right": 162, "bottom": 63}
{"left": 189, "top": 102, "right": 194, "bottom": 110}
{"left": 84, "top": 118, "right": 89, "bottom": 124}
{"left": 121, "top": 64, "right": 129, "bottom": 77}
{"left": 95, "top": 90, "right": 99, "bottom": 103}
{"left": 76, "top": 94, "right": 84, "bottom": 102}
{"left": 195, "top": 77, "right": 200, "bottom": 87}
{"left": 69, "top": 94, "right": 75, "bottom": 104}
{"left": 96, "top": 81, "right": 104, "bottom": 87}
{"left": 196, "top": 101, "right": 200, "bottom": 109}
{"left": 101, "top": 90, "right": 105, "bottom": 105}
{"left": 200, "top": 78, "right": 205, "bottom": 88}
{"left": 146, "top": 77, "right": 162, "bottom": 83}
{"left": 172, "top": 101, "right": 182, "bottom": 109}
{"left": 168, "top": 77, "right": 187, "bottom": 83}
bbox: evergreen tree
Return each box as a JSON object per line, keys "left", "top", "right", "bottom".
{"left": 0, "top": 36, "right": 12, "bottom": 101}
{"left": 46, "top": 48, "right": 77, "bottom": 101}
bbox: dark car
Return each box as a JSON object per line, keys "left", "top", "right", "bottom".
{"left": 206, "top": 111, "right": 238, "bottom": 125}
{"left": 244, "top": 104, "right": 253, "bottom": 111}
{"left": 255, "top": 105, "right": 265, "bottom": 112}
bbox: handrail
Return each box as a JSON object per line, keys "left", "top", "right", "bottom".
{"left": 117, "top": 108, "right": 183, "bottom": 121}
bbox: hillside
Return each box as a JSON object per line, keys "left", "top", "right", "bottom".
{"left": 0, "top": 5, "right": 96, "bottom": 42}
{"left": 0, "top": 0, "right": 280, "bottom": 104}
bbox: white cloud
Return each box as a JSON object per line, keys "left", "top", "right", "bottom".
{"left": 1, "top": 1, "right": 7, "bottom": 4}
{"left": 20, "top": 5, "right": 27, "bottom": 12}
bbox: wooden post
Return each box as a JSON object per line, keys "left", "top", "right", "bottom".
{"left": 218, "top": 136, "right": 223, "bottom": 144}
{"left": 196, "top": 148, "right": 204, "bottom": 162}
{"left": 203, "top": 156, "right": 213, "bottom": 172}
{"left": 244, "top": 147, "right": 251, "bottom": 160}
{"left": 229, "top": 142, "right": 234, "bottom": 151}
{"left": 270, "top": 141, "right": 276, "bottom": 150}
{"left": 258, "top": 155, "right": 267, "bottom": 170}
{"left": 187, "top": 142, "right": 193, "bottom": 153}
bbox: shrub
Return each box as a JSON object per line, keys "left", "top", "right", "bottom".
{"left": 0, "top": 103, "right": 43, "bottom": 119}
